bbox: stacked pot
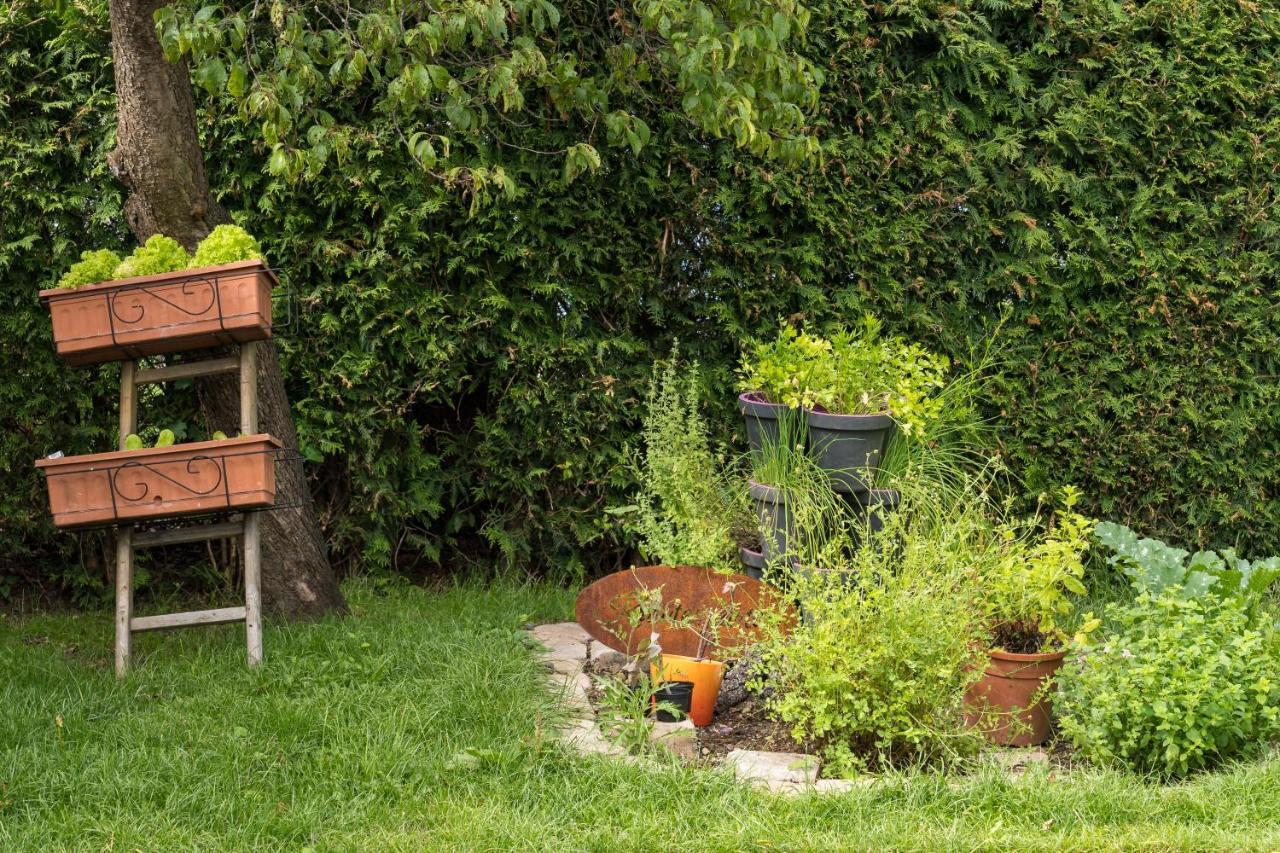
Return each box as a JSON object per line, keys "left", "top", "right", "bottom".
{"left": 738, "top": 392, "right": 900, "bottom": 578}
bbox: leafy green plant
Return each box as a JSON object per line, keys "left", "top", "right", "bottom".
{"left": 112, "top": 234, "right": 189, "bottom": 279}
{"left": 738, "top": 317, "right": 949, "bottom": 436}
{"left": 827, "top": 315, "right": 949, "bottom": 436}
{"left": 1094, "top": 522, "right": 1280, "bottom": 615}
{"left": 985, "top": 486, "right": 1096, "bottom": 651}
{"left": 56, "top": 249, "right": 121, "bottom": 289}
{"left": 738, "top": 325, "right": 835, "bottom": 410}
{"left": 190, "top": 224, "right": 264, "bottom": 267}
{"left": 757, "top": 486, "right": 992, "bottom": 774}
{"left": 624, "top": 354, "right": 746, "bottom": 572}
{"left": 1056, "top": 592, "right": 1280, "bottom": 777}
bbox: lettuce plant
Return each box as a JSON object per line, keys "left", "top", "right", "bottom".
{"left": 190, "top": 224, "right": 264, "bottom": 267}
{"left": 112, "top": 234, "right": 190, "bottom": 279}
{"left": 56, "top": 249, "right": 121, "bottom": 288}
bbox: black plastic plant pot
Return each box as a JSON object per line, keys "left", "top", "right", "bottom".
{"left": 806, "top": 409, "right": 895, "bottom": 494}
{"left": 749, "top": 480, "right": 797, "bottom": 564}
{"left": 860, "top": 488, "right": 901, "bottom": 533}
{"left": 738, "top": 544, "right": 766, "bottom": 580}
{"left": 652, "top": 680, "right": 694, "bottom": 722}
{"left": 739, "top": 392, "right": 787, "bottom": 452}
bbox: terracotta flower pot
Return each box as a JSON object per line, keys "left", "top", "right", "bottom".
{"left": 35, "top": 434, "right": 283, "bottom": 528}
{"left": 652, "top": 654, "right": 725, "bottom": 727}
{"left": 40, "top": 260, "right": 276, "bottom": 366}
{"left": 964, "top": 648, "right": 1066, "bottom": 746}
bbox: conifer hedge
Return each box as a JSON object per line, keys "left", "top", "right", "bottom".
{"left": 3, "top": 0, "right": 1278, "bottom": 594}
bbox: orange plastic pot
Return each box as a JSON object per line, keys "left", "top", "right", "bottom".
{"left": 964, "top": 648, "right": 1065, "bottom": 746}
{"left": 40, "top": 260, "right": 276, "bottom": 366}
{"left": 35, "top": 434, "right": 282, "bottom": 528}
{"left": 652, "top": 654, "right": 725, "bottom": 727}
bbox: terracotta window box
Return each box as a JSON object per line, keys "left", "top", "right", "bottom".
{"left": 35, "top": 435, "right": 283, "bottom": 528}
{"left": 39, "top": 260, "right": 276, "bottom": 366}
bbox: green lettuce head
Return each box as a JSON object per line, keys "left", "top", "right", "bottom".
{"left": 190, "top": 225, "right": 264, "bottom": 267}
{"left": 57, "top": 249, "right": 122, "bottom": 289}
{"left": 113, "top": 235, "right": 190, "bottom": 279}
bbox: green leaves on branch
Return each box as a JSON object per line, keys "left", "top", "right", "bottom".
{"left": 154, "top": 0, "right": 823, "bottom": 202}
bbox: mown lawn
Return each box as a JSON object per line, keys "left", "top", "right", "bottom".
{"left": 2, "top": 579, "right": 1278, "bottom": 851}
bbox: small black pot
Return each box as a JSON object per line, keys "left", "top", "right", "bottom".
{"left": 652, "top": 680, "right": 694, "bottom": 722}
{"left": 738, "top": 544, "right": 766, "bottom": 580}
{"left": 749, "top": 480, "right": 798, "bottom": 564}
{"left": 806, "top": 409, "right": 895, "bottom": 493}
{"left": 739, "top": 392, "right": 787, "bottom": 452}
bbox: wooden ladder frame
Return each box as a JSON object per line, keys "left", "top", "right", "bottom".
{"left": 114, "top": 341, "right": 263, "bottom": 677}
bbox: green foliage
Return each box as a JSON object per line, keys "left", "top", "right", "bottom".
{"left": 112, "top": 235, "right": 189, "bottom": 279}
{"left": 738, "top": 325, "right": 834, "bottom": 410}
{"left": 153, "top": 0, "right": 823, "bottom": 192}
{"left": 739, "top": 317, "right": 949, "bottom": 435}
{"left": 758, "top": 494, "right": 990, "bottom": 774}
{"left": 626, "top": 355, "right": 744, "bottom": 572}
{"left": 5, "top": 0, "right": 1280, "bottom": 590}
{"left": 1056, "top": 593, "right": 1280, "bottom": 777}
{"left": 986, "top": 486, "right": 1095, "bottom": 646}
{"left": 190, "top": 224, "right": 264, "bottom": 267}
{"left": 827, "top": 316, "right": 949, "bottom": 436}
{"left": 56, "top": 249, "right": 120, "bottom": 288}
{"left": 1094, "top": 522, "right": 1280, "bottom": 615}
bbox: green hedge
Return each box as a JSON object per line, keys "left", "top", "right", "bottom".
{"left": 3, "top": 0, "right": 1279, "bottom": 595}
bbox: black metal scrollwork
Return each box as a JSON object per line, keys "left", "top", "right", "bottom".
{"left": 106, "top": 276, "right": 220, "bottom": 326}
{"left": 110, "top": 455, "right": 226, "bottom": 503}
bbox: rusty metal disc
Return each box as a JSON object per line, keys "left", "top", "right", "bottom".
{"left": 574, "top": 565, "right": 794, "bottom": 659}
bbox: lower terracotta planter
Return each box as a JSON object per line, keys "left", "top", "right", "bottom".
{"left": 40, "top": 260, "right": 276, "bottom": 366}
{"left": 964, "top": 648, "right": 1066, "bottom": 746}
{"left": 653, "top": 654, "right": 725, "bottom": 727}
{"left": 35, "top": 434, "right": 283, "bottom": 528}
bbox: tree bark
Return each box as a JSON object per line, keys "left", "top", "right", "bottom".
{"left": 107, "top": 0, "right": 347, "bottom": 619}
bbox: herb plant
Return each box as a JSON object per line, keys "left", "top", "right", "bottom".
{"left": 1056, "top": 592, "right": 1280, "bottom": 777}
{"left": 738, "top": 325, "right": 835, "bottom": 410}
{"left": 56, "top": 249, "right": 121, "bottom": 289}
{"left": 757, "top": 488, "right": 992, "bottom": 774}
{"left": 624, "top": 354, "right": 745, "bottom": 572}
{"left": 738, "top": 317, "right": 949, "bottom": 435}
{"left": 985, "top": 486, "right": 1095, "bottom": 652}
{"left": 112, "top": 234, "right": 190, "bottom": 279}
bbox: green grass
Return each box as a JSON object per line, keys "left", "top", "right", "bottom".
{"left": 3, "top": 580, "right": 1279, "bottom": 851}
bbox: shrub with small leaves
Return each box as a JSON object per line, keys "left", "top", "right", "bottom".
{"left": 56, "top": 249, "right": 121, "bottom": 289}
{"left": 191, "top": 224, "right": 264, "bottom": 267}
{"left": 112, "top": 234, "right": 189, "bottom": 279}
{"left": 1056, "top": 593, "right": 1280, "bottom": 777}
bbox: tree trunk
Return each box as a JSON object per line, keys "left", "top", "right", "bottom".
{"left": 107, "top": 0, "right": 346, "bottom": 619}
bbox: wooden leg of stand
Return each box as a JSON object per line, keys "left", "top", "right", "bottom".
{"left": 115, "top": 526, "right": 133, "bottom": 678}
{"left": 244, "top": 512, "right": 262, "bottom": 667}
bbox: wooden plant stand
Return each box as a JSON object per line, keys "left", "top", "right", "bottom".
{"left": 112, "top": 342, "right": 266, "bottom": 676}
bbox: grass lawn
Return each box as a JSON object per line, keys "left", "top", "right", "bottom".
{"left": 3, "top": 579, "right": 1279, "bottom": 851}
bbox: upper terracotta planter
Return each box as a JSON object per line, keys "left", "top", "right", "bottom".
{"left": 35, "top": 434, "right": 283, "bottom": 528}
{"left": 39, "top": 260, "right": 276, "bottom": 366}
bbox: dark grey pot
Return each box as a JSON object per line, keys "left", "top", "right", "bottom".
{"left": 738, "top": 545, "right": 766, "bottom": 580}
{"left": 748, "top": 480, "right": 797, "bottom": 564}
{"left": 739, "top": 392, "right": 787, "bottom": 452}
{"left": 806, "top": 409, "right": 895, "bottom": 493}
